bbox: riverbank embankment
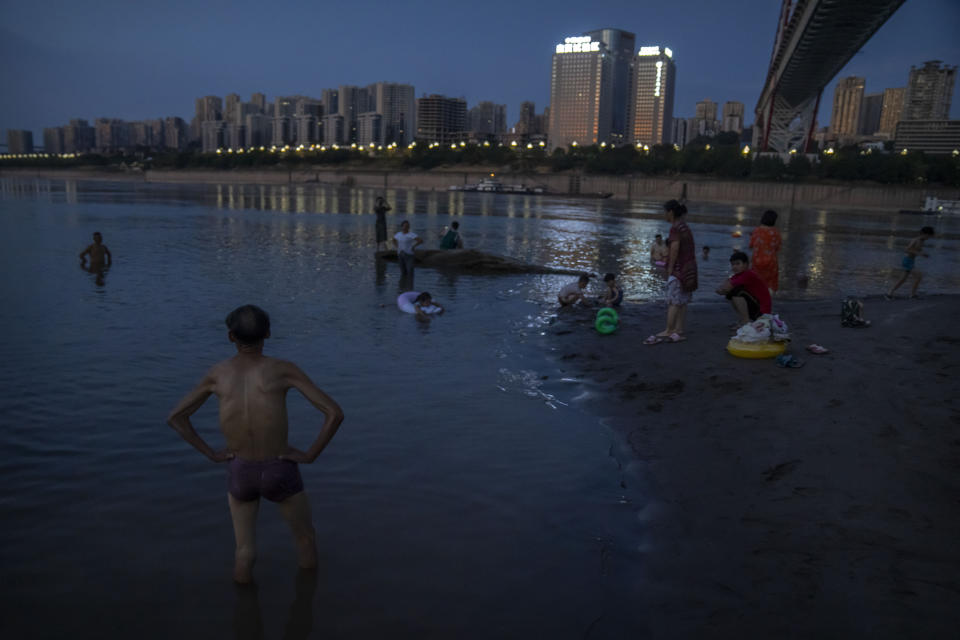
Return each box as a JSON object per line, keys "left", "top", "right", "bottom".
{"left": 546, "top": 294, "right": 960, "bottom": 637}
{"left": 2, "top": 166, "right": 957, "bottom": 212}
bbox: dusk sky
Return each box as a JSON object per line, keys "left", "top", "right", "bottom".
{"left": 2, "top": 0, "right": 958, "bottom": 139}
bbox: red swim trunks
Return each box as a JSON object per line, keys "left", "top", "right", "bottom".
{"left": 227, "top": 458, "right": 304, "bottom": 502}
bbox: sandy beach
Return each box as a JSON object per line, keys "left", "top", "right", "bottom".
{"left": 548, "top": 294, "right": 960, "bottom": 638}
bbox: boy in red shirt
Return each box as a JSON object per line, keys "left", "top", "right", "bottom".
{"left": 715, "top": 251, "right": 772, "bottom": 327}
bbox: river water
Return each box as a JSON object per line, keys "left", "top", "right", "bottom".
{"left": 0, "top": 178, "right": 957, "bottom": 639}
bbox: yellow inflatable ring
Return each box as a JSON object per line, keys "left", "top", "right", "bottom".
{"left": 726, "top": 339, "right": 786, "bottom": 359}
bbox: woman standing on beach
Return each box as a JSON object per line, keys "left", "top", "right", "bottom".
{"left": 645, "top": 200, "right": 697, "bottom": 344}
{"left": 374, "top": 196, "right": 391, "bottom": 252}
{"left": 749, "top": 210, "right": 782, "bottom": 294}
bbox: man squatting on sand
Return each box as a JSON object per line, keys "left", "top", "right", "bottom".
{"left": 167, "top": 305, "right": 344, "bottom": 584}
{"left": 715, "top": 251, "right": 772, "bottom": 327}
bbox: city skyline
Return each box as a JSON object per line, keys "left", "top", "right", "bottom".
{"left": 1, "top": 0, "right": 958, "bottom": 139}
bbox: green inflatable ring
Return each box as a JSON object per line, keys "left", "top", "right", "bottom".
{"left": 596, "top": 307, "right": 619, "bottom": 322}
{"left": 595, "top": 307, "right": 619, "bottom": 334}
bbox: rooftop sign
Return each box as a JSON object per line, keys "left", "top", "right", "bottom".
{"left": 556, "top": 36, "right": 601, "bottom": 54}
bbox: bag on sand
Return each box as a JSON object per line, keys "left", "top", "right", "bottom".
{"left": 841, "top": 297, "right": 871, "bottom": 328}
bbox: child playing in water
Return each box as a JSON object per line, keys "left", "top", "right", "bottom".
{"left": 413, "top": 292, "right": 445, "bottom": 322}
{"left": 166, "top": 305, "right": 344, "bottom": 584}
{"left": 887, "top": 226, "right": 935, "bottom": 299}
{"left": 597, "top": 273, "right": 623, "bottom": 307}
{"left": 558, "top": 274, "right": 591, "bottom": 306}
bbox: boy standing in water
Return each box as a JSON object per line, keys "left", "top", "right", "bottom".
{"left": 887, "top": 226, "right": 935, "bottom": 299}
{"left": 167, "top": 305, "right": 344, "bottom": 584}
{"left": 79, "top": 231, "right": 112, "bottom": 269}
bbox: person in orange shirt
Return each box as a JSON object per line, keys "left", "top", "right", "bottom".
{"left": 749, "top": 209, "right": 782, "bottom": 295}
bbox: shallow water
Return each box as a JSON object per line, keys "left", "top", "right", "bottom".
{"left": 0, "top": 178, "right": 957, "bottom": 638}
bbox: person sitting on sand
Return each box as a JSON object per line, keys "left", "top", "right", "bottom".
{"left": 715, "top": 251, "right": 771, "bottom": 328}
{"left": 650, "top": 234, "right": 668, "bottom": 264}
{"left": 79, "top": 231, "right": 112, "bottom": 270}
{"left": 166, "top": 304, "right": 344, "bottom": 584}
{"left": 438, "top": 221, "right": 464, "bottom": 250}
{"left": 413, "top": 292, "right": 445, "bottom": 322}
{"left": 558, "top": 274, "right": 591, "bottom": 306}
{"left": 597, "top": 273, "right": 623, "bottom": 307}
{"left": 887, "top": 226, "right": 934, "bottom": 299}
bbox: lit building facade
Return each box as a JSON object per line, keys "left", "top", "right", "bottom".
{"left": 628, "top": 46, "right": 675, "bottom": 146}
{"left": 830, "top": 76, "right": 865, "bottom": 140}
{"left": 877, "top": 87, "right": 905, "bottom": 136}
{"left": 903, "top": 60, "right": 956, "bottom": 121}
{"left": 548, "top": 35, "right": 611, "bottom": 150}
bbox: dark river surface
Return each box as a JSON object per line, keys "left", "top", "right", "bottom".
{"left": 0, "top": 178, "right": 957, "bottom": 638}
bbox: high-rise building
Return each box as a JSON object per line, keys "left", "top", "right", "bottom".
{"left": 877, "top": 87, "right": 905, "bottom": 136}
{"left": 294, "top": 115, "right": 317, "bottom": 144}
{"left": 321, "top": 89, "right": 339, "bottom": 117}
{"left": 357, "top": 113, "right": 382, "bottom": 146}
{"left": 7, "top": 129, "right": 35, "bottom": 154}
{"left": 244, "top": 114, "right": 271, "bottom": 148}
{"left": 671, "top": 117, "right": 691, "bottom": 147}
{"left": 416, "top": 95, "right": 467, "bottom": 145}
{"left": 224, "top": 94, "right": 242, "bottom": 125}
{"left": 903, "top": 60, "right": 956, "bottom": 121}
{"left": 43, "top": 127, "right": 64, "bottom": 154}
{"left": 322, "top": 114, "right": 344, "bottom": 146}
{"left": 722, "top": 101, "right": 744, "bottom": 134}
{"left": 628, "top": 46, "right": 676, "bottom": 146}
{"left": 585, "top": 28, "right": 636, "bottom": 144}
{"left": 369, "top": 82, "right": 416, "bottom": 146}
{"left": 195, "top": 96, "right": 223, "bottom": 122}
{"left": 164, "top": 117, "right": 187, "bottom": 151}
{"left": 830, "top": 76, "right": 865, "bottom": 140}
{"left": 226, "top": 123, "right": 246, "bottom": 150}
{"left": 250, "top": 93, "right": 267, "bottom": 114}
{"left": 548, "top": 35, "right": 611, "bottom": 150}
{"left": 692, "top": 98, "right": 719, "bottom": 137}
{"left": 468, "top": 101, "right": 507, "bottom": 139}
{"left": 202, "top": 120, "right": 225, "bottom": 152}
{"left": 94, "top": 118, "right": 130, "bottom": 151}
{"left": 859, "top": 93, "right": 884, "bottom": 136}
{"left": 64, "top": 119, "right": 95, "bottom": 153}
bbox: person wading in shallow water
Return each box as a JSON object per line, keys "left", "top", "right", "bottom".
{"left": 374, "top": 196, "right": 391, "bottom": 251}
{"left": 166, "top": 305, "right": 344, "bottom": 584}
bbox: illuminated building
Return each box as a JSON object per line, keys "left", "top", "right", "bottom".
{"left": 628, "top": 46, "right": 675, "bottom": 146}
{"left": 829, "top": 76, "right": 864, "bottom": 141}
{"left": 585, "top": 28, "right": 636, "bottom": 144}
{"left": 548, "top": 35, "right": 612, "bottom": 150}
{"left": 877, "top": 87, "right": 905, "bottom": 136}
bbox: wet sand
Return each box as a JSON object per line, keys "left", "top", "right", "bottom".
{"left": 549, "top": 294, "right": 960, "bottom": 638}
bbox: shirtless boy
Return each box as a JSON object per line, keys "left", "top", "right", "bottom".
{"left": 79, "top": 232, "right": 112, "bottom": 269}
{"left": 887, "top": 226, "right": 935, "bottom": 299}
{"left": 167, "top": 305, "right": 344, "bottom": 583}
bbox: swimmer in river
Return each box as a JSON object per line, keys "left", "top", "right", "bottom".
{"left": 166, "top": 305, "right": 344, "bottom": 584}
{"left": 79, "top": 231, "right": 112, "bottom": 270}
{"left": 413, "top": 292, "right": 444, "bottom": 322}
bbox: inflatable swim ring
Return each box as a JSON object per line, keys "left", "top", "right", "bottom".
{"left": 726, "top": 339, "right": 786, "bottom": 359}
{"left": 397, "top": 291, "right": 419, "bottom": 314}
{"left": 595, "top": 307, "right": 619, "bottom": 334}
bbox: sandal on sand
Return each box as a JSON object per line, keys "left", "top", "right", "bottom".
{"left": 776, "top": 354, "right": 805, "bottom": 368}
{"left": 806, "top": 344, "right": 829, "bottom": 355}
{"left": 665, "top": 333, "right": 686, "bottom": 343}
{"left": 644, "top": 334, "right": 665, "bottom": 345}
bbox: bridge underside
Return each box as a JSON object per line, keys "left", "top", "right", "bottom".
{"left": 756, "top": 0, "right": 905, "bottom": 153}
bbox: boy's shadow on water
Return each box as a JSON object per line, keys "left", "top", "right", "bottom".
{"left": 233, "top": 569, "right": 317, "bottom": 640}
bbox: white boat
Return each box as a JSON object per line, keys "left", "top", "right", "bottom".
{"left": 449, "top": 177, "right": 545, "bottom": 195}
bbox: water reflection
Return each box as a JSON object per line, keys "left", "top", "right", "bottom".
{"left": 233, "top": 570, "right": 317, "bottom": 640}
